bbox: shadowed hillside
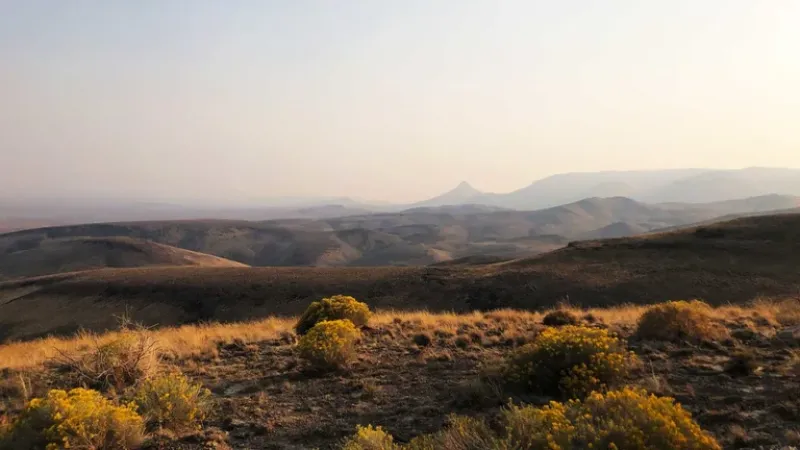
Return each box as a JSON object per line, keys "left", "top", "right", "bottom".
{"left": 0, "top": 237, "right": 247, "bottom": 280}
{"left": 1, "top": 213, "right": 800, "bottom": 341}
{"left": 2, "top": 195, "right": 796, "bottom": 275}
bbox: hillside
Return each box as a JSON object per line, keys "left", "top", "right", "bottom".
{"left": 1, "top": 213, "right": 799, "bottom": 341}
{"left": 0, "top": 237, "right": 246, "bottom": 280}
{"left": 0, "top": 218, "right": 65, "bottom": 234}
{"left": 0, "top": 303, "right": 798, "bottom": 449}
{"left": 3, "top": 195, "right": 794, "bottom": 275}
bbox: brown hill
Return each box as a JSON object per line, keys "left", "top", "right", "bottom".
{"left": 3, "top": 195, "right": 793, "bottom": 275}
{"left": 0, "top": 218, "right": 64, "bottom": 234}
{"left": 0, "top": 236, "right": 246, "bottom": 280}
{"left": 1, "top": 213, "right": 799, "bottom": 341}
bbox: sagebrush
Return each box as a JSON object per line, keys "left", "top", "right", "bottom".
{"left": 58, "top": 329, "right": 159, "bottom": 392}
{"left": 635, "top": 300, "right": 726, "bottom": 342}
{"left": 133, "top": 371, "right": 210, "bottom": 434}
{"left": 502, "top": 325, "right": 637, "bottom": 398}
{"left": 295, "top": 295, "right": 371, "bottom": 335}
{"left": 542, "top": 309, "right": 579, "bottom": 326}
{"left": 298, "top": 319, "right": 361, "bottom": 371}
{"left": 344, "top": 388, "right": 720, "bottom": 450}
{"left": 341, "top": 425, "right": 397, "bottom": 450}
{"left": 0, "top": 388, "right": 144, "bottom": 450}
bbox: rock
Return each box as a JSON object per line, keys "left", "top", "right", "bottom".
{"left": 777, "top": 326, "right": 800, "bottom": 345}
{"left": 222, "top": 418, "right": 249, "bottom": 430}
{"left": 223, "top": 382, "right": 259, "bottom": 396}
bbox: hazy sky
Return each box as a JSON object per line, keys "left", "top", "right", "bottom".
{"left": 2, "top": 1, "right": 799, "bottom": 203}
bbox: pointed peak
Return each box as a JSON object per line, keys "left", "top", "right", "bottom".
{"left": 451, "top": 181, "right": 478, "bottom": 193}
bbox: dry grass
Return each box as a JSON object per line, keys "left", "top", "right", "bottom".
{"left": 1, "top": 298, "right": 799, "bottom": 449}
{"left": 635, "top": 300, "right": 728, "bottom": 342}
{"left": 0, "top": 317, "right": 295, "bottom": 371}
{"left": 1, "top": 300, "right": 798, "bottom": 373}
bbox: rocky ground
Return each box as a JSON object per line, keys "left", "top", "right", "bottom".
{"left": 2, "top": 311, "right": 798, "bottom": 450}
{"left": 162, "top": 317, "right": 799, "bottom": 449}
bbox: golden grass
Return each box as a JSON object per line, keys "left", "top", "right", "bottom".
{"left": 1, "top": 299, "right": 797, "bottom": 372}
{"left": 0, "top": 318, "right": 295, "bottom": 372}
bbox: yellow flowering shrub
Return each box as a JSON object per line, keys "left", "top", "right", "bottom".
{"left": 504, "top": 387, "right": 721, "bottom": 450}
{"left": 133, "top": 371, "right": 211, "bottom": 434}
{"left": 295, "top": 295, "right": 371, "bottom": 335}
{"left": 298, "top": 320, "right": 361, "bottom": 371}
{"left": 0, "top": 388, "right": 144, "bottom": 450}
{"left": 344, "top": 417, "right": 497, "bottom": 450}
{"left": 502, "top": 325, "right": 638, "bottom": 398}
{"left": 341, "top": 425, "right": 398, "bottom": 450}
{"left": 343, "top": 388, "right": 720, "bottom": 450}
{"left": 636, "top": 300, "right": 727, "bottom": 342}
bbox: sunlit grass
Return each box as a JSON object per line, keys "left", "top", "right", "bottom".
{"left": 1, "top": 298, "right": 797, "bottom": 371}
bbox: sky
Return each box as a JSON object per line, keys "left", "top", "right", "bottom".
{"left": 1, "top": 1, "right": 799, "bottom": 204}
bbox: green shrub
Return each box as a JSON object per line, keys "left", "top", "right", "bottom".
{"left": 502, "top": 325, "right": 637, "bottom": 398}
{"left": 0, "top": 388, "right": 144, "bottom": 450}
{"left": 133, "top": 371, "right": 211, "bottom": 433}
{"left": 635, "top": 300, "right": 726, "bottom": 342}
{"left": 542, "top": 309, "right": 579, "bottom": 326}
{"left": 341, "top": 425, "right": 398, "bottom": 450}
{"left": 298, "top": 320, "right": 361, "bottom": 371}
{"left": 295, "top": 295, "right": 371, "bottom": 335}
{"left": 344, "top": 388, "right": 720, "bottom": 450}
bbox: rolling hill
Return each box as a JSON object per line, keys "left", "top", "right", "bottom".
{"left": 1, "top": 195, "right": 798, "bottom": 275}
{"left": 1, "top": 212, "right": 799, "bottom": 341}
{"left": 0, "top": 236, "right": 246, "bottom": 280}
{"left": 0, "top": 218, "right": 65, "bottom": 234}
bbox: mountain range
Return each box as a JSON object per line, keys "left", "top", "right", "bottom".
{"left": 2, "top": 193, "right": 799, "bottom": 279}
{"left": 416, "top": 167, "right": 800, "bottom": 209}
{"left": 4, "top": 168, "right": 800, "bottom": 230}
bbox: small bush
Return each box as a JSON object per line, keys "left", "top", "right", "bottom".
{"left": 412, "top": 333, "right": 432, "bottom": 347}
{"left": 60, "top": 329, "right": 159, "bottom": 392}
{"left": 347, "top": 388, "right": 720, "bottom": 450}
{"left": 133, "top": 371, "right": 211, "bottom": 433}
{"left": 406, "top": 415, "right": 496, "bottom": 450}
{"left": 502, "top": 325, "right": 637, "bottom": 398}
{"left": 502, "top": 387, "right": 721, "bottom": 450}
{"left": 0, "top": 388, "right": 144, "bottom": 450}
{"left": 543, "top": 309, "right": 579, "bottom": 326}
{"left": 636, "top": 300, "right": 726, "bottom": 342}
{"left": 341, "top": 425, "right": 397, "bottom": 450}
{"left": 724, "top": 349, "right": 760, "bottom": 376}
{"left": 454, "top": 336, "right": 471, "bottom": 349}
{"left": 298, "top": 320, "right": 361, "bottom": 371}
{"left": 295, "top": 295, "right": 371, "bottom": 335}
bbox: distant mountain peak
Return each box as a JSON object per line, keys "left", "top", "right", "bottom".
{"left": 452, "top": 181, "right": 479, "bottom": 193}
{"left": 412, "top": 181, "right": 483, "bottom": 207}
